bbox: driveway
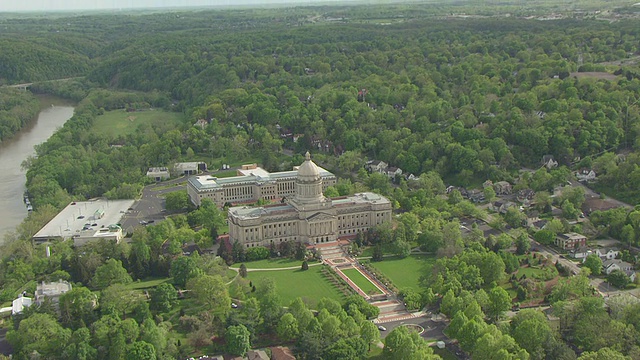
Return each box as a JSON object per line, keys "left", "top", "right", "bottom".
{"left": 377, "top": 314, "right": 448, "bottom": 342}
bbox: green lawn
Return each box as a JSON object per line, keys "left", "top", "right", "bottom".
{"left": 124, "top": 277, "right": 170, "bottom": 290}
{"left": 432, "top": 347, "right": 458, "bottom": 360}
{"left": 516, "top": 266, "right": 547, "bottom": 278}
{"left": 342, "top": 268, "right": 383, "bottom": 295}
{"left": 245, "top": 266, "right": 344, "bottom": 307}
{"left": 368, "top": 255, "right": 436, "bottom": 291}
{"left": 92, "top": 109, "right": 185, "bottom": 137}
{"left": 231, "top": 258, "right": 315, "bottom": 269}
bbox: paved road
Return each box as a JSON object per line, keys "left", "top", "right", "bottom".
{"left": 378, "top": 314, "right": 448, "bottom": 341}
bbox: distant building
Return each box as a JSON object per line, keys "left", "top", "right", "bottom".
{"left": 493, "top": 181, "right": 512, "bottom": 195}
{"left": 595, "top": 247, "right": 620, "bottom": 260}
{"left": 542, "top": 155, "right": 558, "bottom": 169}
{"left": 187, "top": 160, "right": 336, "bottom": 208}
{"left": 555, "top": 232, "right": 587, "bottom": 250}
{"left": 365, "top": 160, "right": 388, "bottom": 173}
{"left": 146, "top": 167, "right": 170, "bottom": 181}
{"left": 576, "top": 169, "right": 597, "bottom": 182}
{"left": 36, "top": 281, "right": 72, "bottom": 308}
{"left": 12, "top": 295, "right": 32, "bottom": 315}
{"left": 228, "top": 152, "right": 391, "bottom": 247}
{"left": 32, "top": 199, "right": 134, "bottom": 244}
{"left": 173, "top": 162, "right": 206, "bottom": 176}
{"left": 386, "top": 166, "right": 403, "bottom": 179}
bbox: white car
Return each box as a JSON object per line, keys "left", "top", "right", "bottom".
{"left": 378, "top": 326, "right": 387, "bottom": 331}
{"left": 231, "top": 302, "right": 238, "bottom": 309}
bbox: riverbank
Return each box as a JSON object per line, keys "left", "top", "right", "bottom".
{"left": 0, "top": 94, "right": 74, "bottom": 243}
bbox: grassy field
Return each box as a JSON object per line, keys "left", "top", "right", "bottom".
{"left": 92, "top": 109, "right": 185, "bottom": 137}
{"left": 342, "top": 268, "right": 383, "bottom": 295}
{"left": 245, "top": 265, "right": 344, "bottom": 307}
{"left": 368, "top": 255, "right": 436, "bottom": 291}
{"left": 124, "top": 277, "right": 170, "bottom": 290}
{"left": 231, "top": 258, "right": 316, "bottom": 269}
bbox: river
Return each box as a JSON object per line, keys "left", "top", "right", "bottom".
{"left": 0, "top": 95, "right": 74, "bottom": 243}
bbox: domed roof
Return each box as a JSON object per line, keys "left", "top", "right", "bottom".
{"left": 297, "top": 152, "right": 320, "bottom": 179}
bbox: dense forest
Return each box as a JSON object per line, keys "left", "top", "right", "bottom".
{"left": 1, "top": 1, "right": 640, "bottom": 359}
{"left": 0, "top": 88, "right": 40, "bottom": 141}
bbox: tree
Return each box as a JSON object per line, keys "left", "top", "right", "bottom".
{"left": 534, "top": 229, "right": 556, "bottom": 245}
{"left": 226, "top": 324, "right": 251, "bottom": 357}
{"left": 7, "top": 313, "right": 72, "bottom": 359}
{"left": 170, "top": 256, "right": 203, "bottom": 287}
{"left": 607, "top": 270, "right": 630, "bottom": 289}
{"left": 510, "top": 309, "right": 554, "bottom": 359}
{"left": 126, "top": 341, "right": 157, "bottom": 360}
{"left": 301, "top": 260, "right": 309, "bottom": 271}
{"left": 276, "top": 313, "right": 299, "bottom": 340}
{"left": 579, "top": 347, "right": 629, "bottom": 360}
{"left": 583, "top": 254, "right": 603, "bottom": 276}
{"left": 150, "top": 282, "right": 178, "bottom": 313}
{"left": 384, "top": 325, "right": 438, "bottom": 359}
{"left": 239, "top": 263, "right": 248, "bottom": 277}
{"left": 186, "top": 274, "right": 230, "bottom": 317}
{"left": 487, "top": 286, "right": 512, "bottom": 322}
{"left": 360, "top": 320, "right": 380, "bottom": 351}
{"left": 59, "top": 286, "right": 97, "bottom": 329}
{"left": 90, "top": 258, "right": 133, "bottom": 290}
{"left": 504, "top": 207, "right": 526, "bottom": 228}
{"left": 484, "top": 186, "right": 496, "bottom": 202}
{"left": 515, "top": 233, "right": 531, "bottom": 255}
{"left": 165, "top": 190, "right": 188, "bottom": 211}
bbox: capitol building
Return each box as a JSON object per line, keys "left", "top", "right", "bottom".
{"left": 227, "top": 152, "right": 392, "bottom": 248}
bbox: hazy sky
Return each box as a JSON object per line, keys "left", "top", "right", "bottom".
{"left": 0, "top": 0, "right": 335, "bottom": 12}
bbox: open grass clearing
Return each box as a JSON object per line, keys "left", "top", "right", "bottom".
{"left": 342, "top": 268, "right": 383, "bottom": 295}
{"left": 368, "top": 255, "right": 436, "bottom": 291}
{"left": 92, "top": 109, "right": 185, "bottom": 138}
{"left": 123, "top": 277, "right": 170, "bottom": 290}
{"left": 244, "top": 265, "right": 344, "bottom": 307}
{"left": 231, "top": 258, "right": 316, "bottom": 269}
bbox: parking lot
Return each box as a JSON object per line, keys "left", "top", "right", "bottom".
{"left": 119, "top": 178, "right": 187, "bottom": 234}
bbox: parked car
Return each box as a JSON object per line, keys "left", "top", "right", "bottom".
{"left": 378, "top": 326, "right": 387, "bottom": 331}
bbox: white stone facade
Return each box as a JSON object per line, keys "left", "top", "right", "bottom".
{"left": 228, "top": 153, "right": 392, "bottom": 247}
{"left": 187, "top": 160, "right": 336, "bottom": 207}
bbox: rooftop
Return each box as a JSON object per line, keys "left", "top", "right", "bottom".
{"left": 189, "top": 165, "right": 334, "bottom": 191}
{"left": 33, "top": 199, "right": 134, "bottom": 241}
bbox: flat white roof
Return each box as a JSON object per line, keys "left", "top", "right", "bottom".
{"left": 33, "top": 199, "right": 134, "bottom": 241}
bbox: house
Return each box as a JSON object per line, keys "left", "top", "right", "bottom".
{"left": 602, "top": 259, "right": 634, "bottom": 275}
{"left": 365, "top": 160, "right": 388, "bottom": 173}
{"left": 555, "top": 232, "right": 587, "bottom": 250}
{"left": 36, "top": 280, "right": 72, "bottom": 308}
{"left": 595, "top": 247, "right": 620, "bottom": 260}
{"left": 570, "top": 246, "right": 592, "bottom": 259}
{"left": 246, "top": 350, "right": 270, "bottom": 360}
{"left": 146, "top": 167, "right": 170, "bottom": 182}
{"left": 446, "top": 186, "right": 469, "bottom": 198}
{"left": 492, "top": 201, "right": 516, "bottom": 214}
{"left": 386, "top": 166, "right": 403, "bottom": 179}
{"left": 529, "top": 219, "right": 548, "bottom": 230}
{"left": 493, "top": 181, "right": 512, "bottom": 195}
{"left": 173, "top": 162, "right": 207, "bottom": 176}
{"left": 12, "top": 295, "right": 32, "bottom": 315}
{"left": 517, "top": 189, "right": 535, "bottom": 203}
{"left": 469, "top": 192, "right": 486, "bottom": 203}
{"left": 270, "top": 346, "right": 296, "bottom": 360}
{"left": 365, "top": 160, "right": 389, "bottom": 173}
{"left": 193, "top": 118, "right": 209, "bottom": 129}
{"left": 406, "top": 173, "right": 419, "bottom": 181}
{"left": 482, "top": 180, "right": 493, "bottom": 189}
{"left": 542, "top": 155, "right": 558, "bottom": 169}
{"left": 576, "top": 169, "right": 597, "bottom": 182}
